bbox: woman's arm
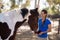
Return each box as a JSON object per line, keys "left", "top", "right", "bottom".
{"left": 39, "top": 24, "right": 51, "bottom": 35}
{"left": 47, "top": 24, "right": 51, "bottom": 32}
{"left": 44, "top": 24, "right": 51, "bottom": 33}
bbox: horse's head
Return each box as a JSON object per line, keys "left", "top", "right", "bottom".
{"left": 30, "top": 8, "right": 39, "bottom": 17}
{"left": 21, "top": 8, "right": 29, "bottom": 18}
{"left": 14, "top": 8, "right": 29, "bottom": 28}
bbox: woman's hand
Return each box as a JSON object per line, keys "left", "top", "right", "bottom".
{"left": 39, "top": 32, "right": 44, "bottom": 35}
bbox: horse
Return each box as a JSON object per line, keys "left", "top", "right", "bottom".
{"left": 0, "top": 8, "right": 28, "bottom": 40}
{"left": 28, "top": 8, "right": 39, "bottom": 33}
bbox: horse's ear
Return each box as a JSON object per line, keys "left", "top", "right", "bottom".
{"left": 35, "top": 8, "right": 38, "bottom": 11}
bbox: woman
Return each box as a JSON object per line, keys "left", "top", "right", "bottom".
{"left": 37, "top": 9, "right": 51, "bottom": 40}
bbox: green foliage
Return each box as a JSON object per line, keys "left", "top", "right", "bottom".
{"left": 47, "top": 0, "right": 60, "bottom": 15}
{"left": 25, "top": 0, "right": 30, "bottom": 7}
{"left": 47, "top": 0, "right": 60, "bottom": 4}
{"left": 21, "top": 0, "right": 30, "bottom": 8}
{"left": 10, "top": 0, "right": 15, "bottom": 9}
{"left": 53, "top": 0, "right": 60, "bottom": 4}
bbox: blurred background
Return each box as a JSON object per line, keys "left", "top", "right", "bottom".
{"left": 0, "top": 0, "right": 60, "bottom": 40}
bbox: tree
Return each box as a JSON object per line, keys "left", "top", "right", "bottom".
{"left": 47, "top": 0, "right": 60, "bottom": 34}
{"left": 47, "top": 0, "right": 60, "bottom": 15}
{"left": 35, "top": 0, "right": 37, "bottom": 8}
{"left": 21, "top": 0, "right": 30, "bottom": 8}
{"left": 10, "top": 0, "right": 16, "bottom": 9}
{"left": 35, "top": 0, "right": 40, "bottom": 8}
{"left": 0, "top": 0, "right": 3, "bottom": 13}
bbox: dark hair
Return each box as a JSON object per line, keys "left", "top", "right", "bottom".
{"left": 41, "top": 9, "right": 47, "bottom": 14}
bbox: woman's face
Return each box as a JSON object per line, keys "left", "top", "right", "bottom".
{"left": 41, "top": 12, "right": 47, "bottom": 19}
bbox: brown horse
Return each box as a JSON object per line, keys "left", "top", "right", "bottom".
{"left": 28, "top": 8, "right": 39, "bottom": 33}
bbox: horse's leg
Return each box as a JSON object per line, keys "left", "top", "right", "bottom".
{"left": 9, "top": 19, "right": 27, "bottom": 40}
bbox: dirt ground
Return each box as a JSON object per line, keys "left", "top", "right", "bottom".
{"left": 15, "top": 25, "right": 60, "bottom": 40}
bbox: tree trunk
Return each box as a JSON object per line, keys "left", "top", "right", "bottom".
{"left": 35, "top": 0, "right": 37, "bottom": 8}
{"left": 38, "top": 0, "right": 40, "bottom": 8}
